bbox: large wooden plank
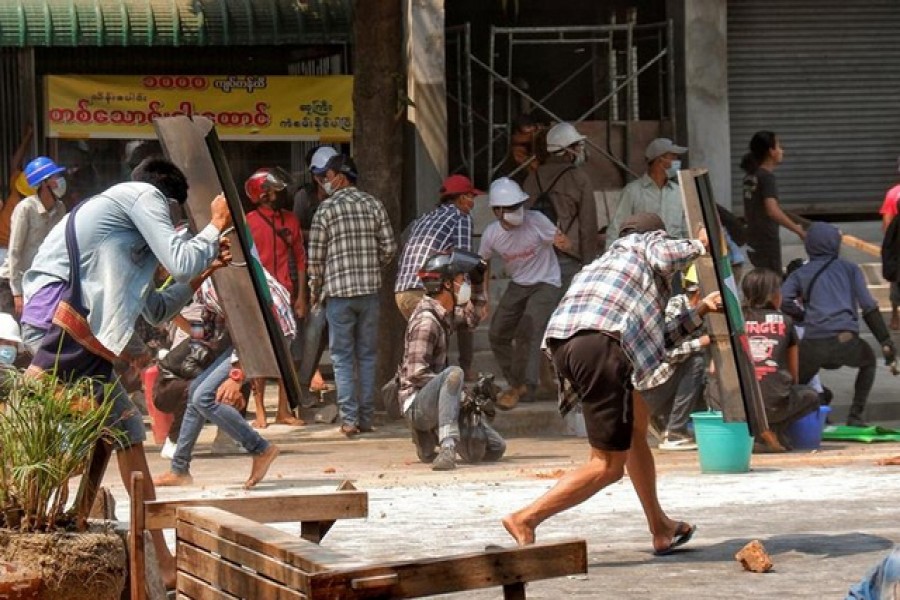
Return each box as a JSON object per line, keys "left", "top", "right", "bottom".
{"left": 307, "top": 539, "right": 587, "bottom": 598}
{"left": 153, "top": 115, "right": 286, "bottom": 386}
{"left": 176, "top": 507, "right": 366, "bottom": 574}
{"left": 678, "top": 168, "right": 768, "bottom": 435}
{"left": 178, "top": 543, "right": 305, "bottom": 600}
{"left": 177, "top": 571, "right": 240, "bottom": 600}
{"left": 177, "top": 520, "right": 310, "bottom": 590}
{"left": 145, "top": 491, "right": 368, "bottom": 530}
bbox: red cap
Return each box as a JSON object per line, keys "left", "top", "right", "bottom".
{"left": 439, "top": 174, "right": 483, "bottom": 198}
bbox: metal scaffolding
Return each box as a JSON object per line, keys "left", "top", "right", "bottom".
{"left": 446, "top": 18, "right": 676, "bottom": 187}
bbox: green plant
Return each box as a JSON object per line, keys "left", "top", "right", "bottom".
{"left": 0, "top": 371, "right": 124, "bottom": 532}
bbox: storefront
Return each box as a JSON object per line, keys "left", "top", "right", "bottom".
{"left": 0, "top": 0, "right": 353, "bottom": 205}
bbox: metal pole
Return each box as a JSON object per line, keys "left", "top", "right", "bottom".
{"left": 667, "top": 18, "right": 677, "bottom": 140}
{"left": 470, "top": 54, "right": 636, "bottom": 177}
{"left": 576, "top": 48, "right": 666, "bottom": 123}
{"left": 487, "top": 25, "right": 496, "bottom": 184}
{"left": 465, "top": 22, "right": 474, "bottom": 178}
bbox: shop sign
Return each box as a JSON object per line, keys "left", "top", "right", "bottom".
{"left": 45, "top": 74, "right": 353, "bottom": 141}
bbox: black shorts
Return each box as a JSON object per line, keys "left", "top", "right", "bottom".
{"left": 550, "top": 330, "right": 633, "bottom": 452}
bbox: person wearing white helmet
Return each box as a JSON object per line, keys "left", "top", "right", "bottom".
{"left": 523, "top": 121, "right": 599, "bottom": 288}
{"left": 608, "top": 137, "right": 689, "bottom": 250}
{"left": 0, "top": 154, "right": 67, "bottom": 317}
{"left": 480, "top": 177, "right": 568, "bottom": 410}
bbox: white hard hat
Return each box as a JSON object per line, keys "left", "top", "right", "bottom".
{"left": 309, "top": 146, "right": 338, "bottom": 174}
{"left": 0, "top": 313, "right": 22, "bottom": 346}
{"left": 546, "top": 122, "right": 586, "bottom": 153}
{"left": 489, "top": 177, "right": 529, "bottom": 208}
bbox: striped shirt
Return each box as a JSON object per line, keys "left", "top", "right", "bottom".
{"left": 543, "top": 230, "right": 704, "bottom": 415}
{"left": 395, "top": 203, "right": 472, "bottom": 292}
{"left": 308, "top": 186, "right": 396, "bottom": 299}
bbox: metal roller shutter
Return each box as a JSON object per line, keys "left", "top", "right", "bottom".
{"left": 728, "top": 0, "right": 900, "bottom": 214}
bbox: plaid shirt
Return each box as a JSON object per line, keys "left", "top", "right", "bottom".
{"left": 397, "top": 295, "right": 479, "bottom": 412}
{"left": 196, "top": 268, "right": 296, "bottom": 342}
{"left": 395, "top": 203, "right": 472, "bottom": 292}
{"left": 543, "top": 230, "right": 704, "bottom": 416}
{"left": 634, "top": 293, "right": 707, "bottom": 391}
{"left": 308, "top": 186, "right": 396, "bottom": 299}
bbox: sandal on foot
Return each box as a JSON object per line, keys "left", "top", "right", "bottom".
{"left": 653, "top": 522, "right": 696, "bottom": 556}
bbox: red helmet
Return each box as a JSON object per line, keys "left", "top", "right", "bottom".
{"left": 244, "top": 168, "right": 287, "bottom": 204}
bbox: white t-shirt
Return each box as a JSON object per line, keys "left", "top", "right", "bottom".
{"left": 479, "top": 210, "right": 561, "bottom": 287}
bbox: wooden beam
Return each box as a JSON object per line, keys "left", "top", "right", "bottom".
{"left": 130, "top": 471, "right": 147, "bottom": 600}
{"left": 786, "top": 210, "right": 881, "bottom": 257}
{"left": 301, "top": 480, "right": 358, "bottom": 543}
{"left": 306, "top": 539, "right": 588, "bottom": 598}
{"left": 145, "top": 490, "right": 368, "bottom": 530}
{"left": 177, "top": 571, "right": 240, "bottom": 600}
{"left": 176, "top": 507, "right": 365, "bottom": 574}
{"left": 178, "top": 540, "right": 306, "bottom": 599}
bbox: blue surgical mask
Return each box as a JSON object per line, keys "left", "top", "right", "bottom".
{"left": 666, "top": 160, "right": 682, "bottom": 179}
{"left": 0, "top": 345, "right": 17, "bottom": 365}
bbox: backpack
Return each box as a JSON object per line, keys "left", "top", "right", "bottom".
{"left": 882, "top": 213, "right": 900, "bottom": 282}
{"left": 531, "top": 166, "right": 574, "bottom": 225}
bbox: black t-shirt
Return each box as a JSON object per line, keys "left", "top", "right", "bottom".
{"left": 744, "top": 306, "right": 796, "bottom": 403}
{"left": 743, "top": 167, "right": 780, "bottom": 255}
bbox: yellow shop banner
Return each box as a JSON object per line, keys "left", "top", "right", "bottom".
{"left": 45, "top": 74, "right": 353, "bottom": 141}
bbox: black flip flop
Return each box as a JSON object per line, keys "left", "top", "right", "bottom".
{"left": 653, "top": 522, "right": 696, "bottom": 556}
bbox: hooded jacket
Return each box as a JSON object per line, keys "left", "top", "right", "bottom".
{"left": 780, "top": 222, "right": 877, "bottom": 339}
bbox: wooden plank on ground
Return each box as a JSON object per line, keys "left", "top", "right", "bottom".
{"left": 177, "top": 507, "right": 366, "bottom": 574}
{"left": 176, "top": 569, "right": 242, "bottom": 600}
{"left": 145, "top": 491, "right": 368, "bottom": 530}
{"left": 301, "top": 480, "right": 358, "bottom": 544}
{"left": 307, "top": 539, "right": 587, "bottom": 598}
{"left": 178, "top": 543, "right": 306, "bottom": 600}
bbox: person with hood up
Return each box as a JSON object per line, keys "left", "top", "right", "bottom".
{"left": 781, "top": 222, "right": 896, "bottom": 427}
{"left": 502, "top": 212, "right": 722, "bottom": 554}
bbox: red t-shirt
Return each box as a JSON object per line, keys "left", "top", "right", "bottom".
{"left": 879, "top": 184, "right": 900, "bottom": 219}
{"left": 246, "top": 205, "right": 306, "bottom": 297}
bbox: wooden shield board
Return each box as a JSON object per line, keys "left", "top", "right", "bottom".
{"left": 678, "top": 168, "right": 768, "bottom": 435}
{"left": 153, "top": 115, "right": 302, "bottom": 409}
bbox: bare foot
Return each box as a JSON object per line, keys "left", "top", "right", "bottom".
{"left": 502, "top": 513, "right": 536, "bottom": 545}
{"left": 275, "top": 414, "right": 305, "bottom": 426}
{"left": 877, "top": 455, "right": 900, "bottom": 466}
{"left": 153, "top": 471, "right": 194, "bottom": 487}
{"left": 253, "top": 418, "right": 268, "bottom": 429}
{"left": 310, "top": 369, "right": 327, "bottom": 392}
{"left": 245, "top": 445, "right": 280, "bottom": 489}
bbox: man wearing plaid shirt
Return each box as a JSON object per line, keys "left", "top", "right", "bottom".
{"left": 395, "top": 174, "right": 484, "bottom": 380}
{"left": 308, "top": 155, "right": 396, "bottom": 437}
{"left": 502, "top": 212, "right": 722, "bottom": 556}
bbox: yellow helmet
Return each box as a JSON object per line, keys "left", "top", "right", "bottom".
{"left": 14, "top": 172, "right": 36, "bottom": 197}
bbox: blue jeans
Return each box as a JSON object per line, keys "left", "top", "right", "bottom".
{"left": 171, "top": 348, "right": 269, "bottom": 475}
{"left": 847, "top": 546, "right": 900, "bottom": 599}
{"left": 326, "top": 294, "right": 380, "bottom": 428}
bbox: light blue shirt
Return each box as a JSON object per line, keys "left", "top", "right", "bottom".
{"left": 608, "top": 174, "right": 687, "bottom": 249}
{"left": 23, "top": 181, "right": 220, "bottom": 356}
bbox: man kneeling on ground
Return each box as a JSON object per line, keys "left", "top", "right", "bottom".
{"left": 398, "top": 250, "right": 506, "bottom": 471}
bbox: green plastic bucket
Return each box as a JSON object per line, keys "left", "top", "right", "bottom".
{"left": 690, "top": 411, "right": 753, "bottom": 474}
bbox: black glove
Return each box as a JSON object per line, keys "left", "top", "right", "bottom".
{"left": 469, "top": 259, "right": 488, "bottom": 285}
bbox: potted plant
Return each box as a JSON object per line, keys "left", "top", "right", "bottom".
{"left": 0, "top": 370, "right": 127, "bottom": 600}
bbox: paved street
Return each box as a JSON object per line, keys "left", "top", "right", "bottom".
{"left": 100, "top": 415, "right": 900, "bottom": 599}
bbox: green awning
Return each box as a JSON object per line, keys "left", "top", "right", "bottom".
{"left": 0, "top": 0, "right": 352, "bottom": 47}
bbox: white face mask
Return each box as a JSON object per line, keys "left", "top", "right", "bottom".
{"left": 322, "top": 179, "right": 335, "bottom": 196}
{"left": 51, "top": 177, "right": 67, "bottom": 199}
{"left": 571, "top": 147, "right": 588, "bottom": 167}
{"left": 0, "top": 345, "right": 17, "bottom": 365}
{"left": 502, "top": 207, "right": 525, "bottom": 227}
{"left": 665, "top": 160, "right": 682, "bottom": 179}
{"left": 454, "top": 281, "right": 472, "bottom": 306}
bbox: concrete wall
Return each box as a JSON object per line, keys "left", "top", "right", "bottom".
{"left": 673, "top": 0, "right": 732, "bottom": 208}
{"left": 405, "top": 0, "right": 447, "bottom": 217}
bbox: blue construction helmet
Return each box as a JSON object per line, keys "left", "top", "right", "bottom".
{"left": 24, "top": 156, "right": 65, "bottom": 188}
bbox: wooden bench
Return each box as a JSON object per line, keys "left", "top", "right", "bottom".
{"left": 175, "top": 506, "right": 587, "bottom": 599}
{"left": 129, "top": 473, "right": 367, "bottom": 600}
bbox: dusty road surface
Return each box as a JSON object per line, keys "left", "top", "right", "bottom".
{"left": 96, "top": 415, "right": 900, "bottom": 599}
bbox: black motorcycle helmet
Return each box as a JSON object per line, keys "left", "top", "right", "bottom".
{"left": 417, "top": 249, "right": 487, "bottom": 295}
